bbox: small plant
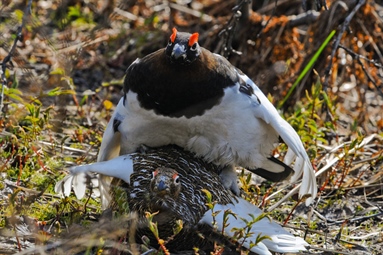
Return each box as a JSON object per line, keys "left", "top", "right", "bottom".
{"left": 285, "top": 79, "right": 337, "bottom": 159}
{"left": 202, "top": 189, "right": 219, "bottom": 230}
{"left": 144, "top": 209, "right": 191, "bottom": 254}
{"left": 230, "top": 213, "right": 271, "bottom": 250}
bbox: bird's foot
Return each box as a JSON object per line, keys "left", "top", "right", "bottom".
{"left": 219, "top": 165, "right": 240, "bottom": 196}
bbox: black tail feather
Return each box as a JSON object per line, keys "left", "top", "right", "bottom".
{"left": 248, "top": 157, "right": 294, "bottom": 182}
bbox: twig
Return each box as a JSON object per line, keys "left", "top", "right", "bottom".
{"left": 38, "top": 140, "right": 97, "bottom": 156}
{"left": 302, "top": 0, "right": 328, "bottom": 11}
{"left": 265, "top": 134, "right": 377, "bottom": 211}
{"left": 307, "top": 245, "right": 366, "bottom": 254}
{"left": 169, "top": 3, "right": 212, "bottom": 22}
{"left": 4, "top": 179, "right": 62, "bottom": 199}
{"left": 256, "top": 0, "right": 289, "bottom": 14}
{"left": 357, "top": 57, "right": 383, "bottom": 97}
{"left": 341, "top": 231, "right": 382, "bottom": 240}
{"left": 321, "top": 0, "right": 366, "bottom": 121}
{"left": 218, "top": 0, "right": 250, "bottom": 58}
{"left": 256, "top": 0, "right": 278, "bottom": 38}
{"left": 56, "top": 34, "right": 110, "bottom": 54}
{"left": 364, "top": 190, "right": 383, "bottom": 213}
{"left": 338, "top": 44, "right": 383, "bottom": 69}
{"left": 357, "top": 18, "right": 383, "bottom": 65}
{"left": 338, "top": 44, "right": 383, "bottom": 97}
{"left": 344, "top": 183, "right": 383, "bottom": 191}
{"left": 0, "top": 0, "right": 33, "bottom": 116}
{"left": 326, "top": 211, "right": 383, "bottom": 226}
{"left": 113, "top": 7, "right": 145, "bottom": 23}
{"left": 322, "top": 0, "right": 366, "bottom": 94}
{"left": 286, "top": 10, "right": 320, "bottom": 27}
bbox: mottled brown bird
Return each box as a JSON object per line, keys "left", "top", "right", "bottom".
{"left": 56, "top": 145, "right": 308, "bottom": 255}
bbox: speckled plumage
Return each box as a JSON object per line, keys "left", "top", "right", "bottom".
{"left": 109, "top": 146, "right": 235, "bottom": 252}
{"left": 56, "top": 145, "right": 309, "bottom": 255}
{"left": 111, "top": 146, "right": 233, "bottom": 227}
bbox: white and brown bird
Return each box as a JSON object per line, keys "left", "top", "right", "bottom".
{"left": 56, "top": 145, "right": 308, "bottom": 255}
{"left": 97, "top": 28, "right": 317, "bottom": 206}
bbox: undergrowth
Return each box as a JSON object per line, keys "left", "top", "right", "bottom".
{"left": 1, "top": 1, "right": 383, "bottom": 254}
{"left": 0, "top": 79, "right": 332, "bottom": 253}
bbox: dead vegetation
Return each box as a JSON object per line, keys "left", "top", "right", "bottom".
{"left": 0, "top": 0, "right": 382, "bottom": 254}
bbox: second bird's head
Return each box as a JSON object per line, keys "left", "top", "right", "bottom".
{"left": 150, "top": 167, "right": 181, "bottom": 198}
{"left": 165, "top": 28, "right": 201, "bottom": 65}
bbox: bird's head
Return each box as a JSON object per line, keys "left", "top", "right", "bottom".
{"left": 165, "top": 28, "right": 200, "bottom": 65}
{"left": 150, "top": 167, "right": 181, "bottom": 198}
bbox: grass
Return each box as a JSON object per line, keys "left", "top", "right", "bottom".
{"left": 1, "top": 78, "right": 381, "bottom": 254}
{"left": 1, "top": 0, "right": 383, "bottom": 254}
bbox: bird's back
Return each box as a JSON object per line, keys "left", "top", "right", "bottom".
{"left": 109, "top": 145, "right": 236, "bottom": 252}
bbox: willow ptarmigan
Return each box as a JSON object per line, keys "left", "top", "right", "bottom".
{"left": 56, "top": 145, "right": 308, "bottom": 255}
{"left": 97, "top": 28, "right": 317, "bottom": 206}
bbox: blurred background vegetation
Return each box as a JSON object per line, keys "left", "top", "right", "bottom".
{"left": 0, "top": 0, "right": 382, "bottom": 254}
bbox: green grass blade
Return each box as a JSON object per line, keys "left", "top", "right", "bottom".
{"left": 278, "top": 29, "right": 336, "bottom": 109}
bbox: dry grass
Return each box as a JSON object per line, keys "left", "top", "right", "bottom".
{"left": 0, "top": 0, "right": 382, "bottom": 254}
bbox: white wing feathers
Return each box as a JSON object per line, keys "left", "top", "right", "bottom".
{"left": 97, "top": 98, "right": 126, "bottom": 162}
{"left": 96, "top": 98, "right": 129, "bottom": 208}
{"left": 55, "top": 155, "right": 134, "bottom": 200}
{"left": 201, "top": 197, "right": 308, "bottom": 255}
{"left": 238, "top": 72, "right": 317, "bottom": 205}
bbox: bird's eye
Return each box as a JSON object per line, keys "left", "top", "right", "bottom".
{"left": 168, "top": 39, "right": 173, "bottom": 46}
{"left": 174, "top": 175, "right": 180, "bottom": 184}
{"left": 190, "top": 43, "right": 197, "bottom": 51}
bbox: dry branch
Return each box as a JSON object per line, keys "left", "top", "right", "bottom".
{"left": 0, "top": 0, "right": 33, "bottom": 116}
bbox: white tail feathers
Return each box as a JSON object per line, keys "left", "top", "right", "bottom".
{"left": 269, "top": 117, "right": 317, "bottom": 206}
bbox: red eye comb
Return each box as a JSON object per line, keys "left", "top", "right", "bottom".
{"left": 170, "top": 28, "right": 177, "bottom": 43}
{"left": 188, "top": 33, "right": 199, "bottom": 47}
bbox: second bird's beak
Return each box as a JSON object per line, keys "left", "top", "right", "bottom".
{"left": 157, "top": 180, "right": 168, "bottom": 191}
{"left": 171, "top": 44, "right": 186, "bottom": 60}
{"left": 156, "top": 180, "right": 169, "bottom": 197}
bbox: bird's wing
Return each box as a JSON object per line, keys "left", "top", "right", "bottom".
{"left": 55, "top": 154, "right": 134, "bottom": 200}
{"left": 199, "top": 197, "right": 308, "bottom": 255}
{"left": 237, "top": 71, "right": 317, "bottom": 205}
{"left": 97, "top": 97, "right": 131, "bottom": 208}
{"left": 97, "top": 98, "right": 127, "bottom": 162}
